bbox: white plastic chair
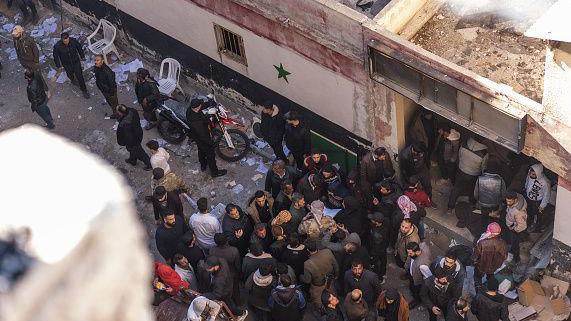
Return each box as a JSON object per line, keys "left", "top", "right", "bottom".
{"left": 158, "top": 58, "right": 184, "bottom": 96}
{"left": 87, "top": 19, "right": 120, "bottom": 65}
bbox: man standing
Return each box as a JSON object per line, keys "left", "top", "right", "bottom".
{"left": 367, "top": 212, "right": 390, "bottom": 284}
{"left": 435, "top": 124, "right": 460, "bottom": 185}
{"left": 399, "top": 142, "right": 432, "bottom": 197}
{"left": 524, "top": 163, "right": 551, "bottom": 232}
{"left": 421, "top": 268, "right": 460, "bottom": 321}
{"left": 135, "top": 68, "right": 160, "bottom": 130}
{"left": 430, "top": 250, "right": 466, "bottom": 297}
{"left": 13, "top": 26, "right": 46, "bottom": 90}
{"left": 25, "top": 69, "right": 54, "bottom": 129}
{"left": 172, "top": 253, "right": 198, "bottom": 291}
{"left": 116, "top": 104, "right": 152, "bottom": 170}
{"left": 260, "top": 100, "right": 286, "bottom": 161}
{"left": 300, "top": 241, "right": 339, "bottom": 309}
{"left": 474, "top": 163, "right": 506, "bottom": 230}
{"left": 505, "top": 191, "right": 527, "bottom": 263}
{"left": 289, "top": 193, "right": 306, "bottom": 228}
{"left": 53, "top": 32, "right": 90, "bottom": 99}
{"left": 472, "top": 223, "right": 508, "bottom": 287}
{"left": 186, "top": 98, "right": 227, "bottom": 178}
{"left": 404, "top": 242, "right": 432, "bottom": 308}
{"left": 395, "top": 219, "right": 420, "bottom": 268}
{"left": 189, "top": 197, "right": 222, "bottom": 250}
{"left": 343, "top": 260, "right": 380, "bottom": 309}
{"left": 360, "top": 147, "right": 394, "bottom": 201}
{"left": 344, "top": 289, "right": 369, "bottom": 321}
{"left": 319, "top": 291, "right": 344, "bottom": 321}
{"left": 284, "top": 111, "right": 311, "bottom": 169}
{"left": 447, "top": 299, "right": 470, "bottom": 321}
{"left": 268, "top": 275, "right": 306, "bottom": 321}
{"left": 471, "top": 278, "right": 509, "bottom": 321}
{"left": 94, "top": 54, "right": 118, "bottom": 117}
{"left": 265, "top": 159, "right": 299, "bottom": 199}
{"left": 152, "top": 186, "right": 184, "bottom": 222}
{"left": 155, "top": 211, "right": 185, "bottom": 264}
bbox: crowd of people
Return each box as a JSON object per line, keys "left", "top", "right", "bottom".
{"left": 4, "top": 12, "right": 556, "bottom": 321}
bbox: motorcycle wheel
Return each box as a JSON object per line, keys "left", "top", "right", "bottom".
{"left": 157, "top": 119, "right": 186, "bottom": 144}
{"left": 214, "top": 128, "right": 250, "bottom": 162}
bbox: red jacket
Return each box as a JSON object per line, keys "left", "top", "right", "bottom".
{"left": 404, "top": 189, "right": 433, "bottom": 208}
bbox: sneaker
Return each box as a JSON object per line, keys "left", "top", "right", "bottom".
{"left": 82, "top": 91, "right": 91, "bottom": 99}
{"left": 236, "top": 310, "right": 248, "bottom": 321}
{"left": 211, "top": 169, "right": 227, "bottom": 178}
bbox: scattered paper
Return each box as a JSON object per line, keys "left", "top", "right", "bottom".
{"left": 56, "top": 72, "right": 69, "bottom": 84}
{"left": 2, "top": 23, "right": 15, "bottom": 33}
{"left": 225, "top": 180, "right": 237, "bottom": 188}
{"left": 245, "top": 157, "right": 257, "bottom": 166}
{"left": 115, "top": 72, "right": 128, "bottom": 83}
{"left": 231, "top": 184, "right": 244, "bottom": 194}
{"left": 255, "top": 140, "right": 268, "bottom": 149}
{"left": 283, "top": 145, "right": 290, "bottom": 156}
{"left": 112, "top": 122, "right": 118, "bottom": 131}
{"left": 87, "top": 107, "right": 92, "bottom": 111}
{"left": 256, "top": 164, "right": 268, "bottom": 174}
{"left": 251, "top": 174, "right": 264, "bottom": 181}
{"left": 140, "top": 119, "right": 148, "bottom": 128}
{"left": 47, "top": 69, "right": 57, "bottom": 79}
{"left": 4, "top": 48, "right": 17, "bottom": 61}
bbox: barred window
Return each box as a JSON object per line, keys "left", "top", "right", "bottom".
{"left": 214, "top": 24, "right": 247, "bottom": 66}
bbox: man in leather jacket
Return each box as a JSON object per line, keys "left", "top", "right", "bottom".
{"left": 25, "top": 69, "right": 54, "bottom": 129}
{"left": 474, "top": 162, "right": 506, "bottom": 232}
{"left": 53, "top": 32, "right": 90, "bottom": 99}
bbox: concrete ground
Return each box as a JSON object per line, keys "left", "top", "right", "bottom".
{"left": 0, "top": 4, "right": 485, "bottom": 320}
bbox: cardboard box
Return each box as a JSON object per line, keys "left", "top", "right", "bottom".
{"left": 518, "top": 279, "right": 545, "bottom": 306}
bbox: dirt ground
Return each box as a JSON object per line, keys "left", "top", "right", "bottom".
{"left": 411, "top": 4, "right": 549, "bottom": 103}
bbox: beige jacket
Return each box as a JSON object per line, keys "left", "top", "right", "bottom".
{"left": 506, "top": 193, "right": 527, "bottom": 233}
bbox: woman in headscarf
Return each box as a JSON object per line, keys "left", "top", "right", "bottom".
{"left": 396, "top": 195, "right": 426, "bottom": 239}
{"left": 376, "top": 288, "right": 410, "bottom": 321}
{"left": 298, "top": 200, "right": 335, "bottom": 240}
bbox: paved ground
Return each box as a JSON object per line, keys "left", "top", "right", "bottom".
{"left": 0, "top": 4, "right": 487, "bottom": 320}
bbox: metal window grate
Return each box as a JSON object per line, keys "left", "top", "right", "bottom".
{"left": 214, "top": 24, "right": 247, "bottom": 66}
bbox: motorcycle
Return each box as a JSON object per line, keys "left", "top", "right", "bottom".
{"left": 156, "top": 93, "right": 251, "bottom": 162}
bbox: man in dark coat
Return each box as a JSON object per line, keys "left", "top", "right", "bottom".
{"left": 265, "top": 159, "right": 299, "bottom": 199}
{"left": 399, "top": 142, "right": 432, "bottom": 197}
{"left": 360, "top": 147, "right": 394, "bottom": 201}
{"left": 25, "top": 69, "right": 54, "bottom": 129}
{"left": 94, "top": 54, "right": 118, "bottom": 117}
{"left": 155, "top": 211, "right": 185, "bottom": 264}
{"left": 343, "top": 260, "right": 380, "bottom": 309}
{"left": 430, "top": 250, "right": 466, "bottom": 297}
{"left": 296, "top": 173, "right": 325, "bottom": 204}
{"left": 152, "top": 186, "right": 184, "bottom": 222}
{"left": 320, "top": 291, "right": 344, "bottom": 321}
{"left": 301, "top": 242, "right": 339, "bottom": 309}
{"left": 421, "top": 268, "right": 460, "bottom": 321}
{"left": 245, "top": 264, "right": 276, "bottom": 320}
{"left": 116, "top": 104, "right": 152, "bottom": 170}
{"left": 284, "top": 111, "right": 311, "bottom": 170}
{"left": 303, "top": 149, "right": 329, "bottom": 175}
{"left": 186, "top": 98, "right": 227, "bottom": 178}
{"left": 13, "top": 26, "right": 47, "bottom": 91}
{"left": 447, "top": 298, "right": 470, "bottom": 321}
{"left": 335, "top": 196, "right": 366, "bottom": 237}
{"left": 274, "top": 180, "right": 295, "bottom": 215}
{"left": 280, "top": 233, "right": 309, "bottom": 278}
{"left": 268, "top": 275, "right": 306, "bottom": 321}
{"left": 471, "top": 278, "right": 509, "bottom": 321}
{"left": 260, "top": 100, "right": 286, "bottom": 160}
{"left": 53, "top": 32, "right": 90, "bottom": 99}
{"left": 135, "top": 68, "right": 160, "bottom": 129}
{"left": 367, "top": 212, "right": 390, "bottom": 283}
{"left": 176, "top": 230, "right": 205, "bottom": 272}
{"left": 210, "top": 233, "right": 242, "bottom": 306}
{"left": 344, "top": 289, "right": 369, "bottom": 321}
{"left": 242, "top": 241, "right": 276, "bottom": 282}
{"left": 222, "top": 204, "right": 253, "bottom": 257}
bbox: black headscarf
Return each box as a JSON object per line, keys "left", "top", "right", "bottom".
{"left": 383, "top": 288, "right": 401, "bottom": 321}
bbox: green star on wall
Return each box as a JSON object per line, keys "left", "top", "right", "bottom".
{"left": 274, "top": 63, "right": 291, "bottom": 83}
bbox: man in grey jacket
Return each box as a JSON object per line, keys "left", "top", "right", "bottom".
{"left": 405, "top": 242, "right": 432, "bottom": 308}
{"left": 474, "top": 162, "right": 506, "bottom": 232}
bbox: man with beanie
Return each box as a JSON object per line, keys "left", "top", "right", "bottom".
{"left": 471, "top": 277, "right": 509, "bottom": 321}
{"left": 245, "top": 264, "right": 276, "bottom": 321}
{"left": 524, "top": 163, "right": 551, "bottom": 232}
{"left": 472, "top": 222, "right": 508, "bottom": 287}
{"left": 189, "top": 197, "right": 222, "bottom": 250}
{"left": 53, "top": 32, "right": 90, "bottom": 99}
{"left": 116, "top": 104, "right": 152, "bottom": 170}
{"left": 186, "top": 98, "right": 227, "bottom": 178}
{"left": 260, "top": 100, "right": 287, "bottom": 161}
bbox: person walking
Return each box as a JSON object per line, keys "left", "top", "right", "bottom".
{"left": 53, "top": 32, "right": 90, "bottom": 99}
{"left": 376, "top": 288, "right": 410, "bottom": 321}
{"left": 186, "top": 98, "right": 227, "bottom": 178}
{"left": 135, "top": 68, "right": 160, "bottom": 130}
{"left": 94, "top": 54, "right": 118, "bottom": 117}
{"left": 505, "top": 191, "right": 527, "bottom": 263}
{"left": 116, "top": 104, "right": 152, "bottom": 170}
{"left": 430, "top": 250, "right": 466, "bottom": 297}
{"left": 260, "top": 100, "right": 287, "bottom": 161}
{"left": 25, "top": 69, "right": 54, "bottom": 129}
{"left": 472, "top": 222, "right": 508, "bottom": 287}
{"left": 284, "top": 111, "right": 311, "bottom": 169}
{"left": 13, "top": 26, "right": 47, "bottom": 91}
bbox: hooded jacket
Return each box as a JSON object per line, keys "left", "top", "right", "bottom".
{"left": 525, "top": 164, "right": 551, "bottom": 210}
{"left": 246, "top": 192, "right": 275, "bottom": 224}
{"left": 241, "top": 252, "right": 276, "bottom": 282}
{"left": 430, "top": 257, "right": 466, "bottom": 296}
{"left": 268, "top": 285, "right": 306, "bottom": 321}
{"left": 260, "top": 106, "right": 285, "bottom": 145}
{"left": 376, "top": 290, "right": 410, "bottom": 321}
{"left": 505, "top": 193, "right": 527, "bottom": 233}
{"left": 458, "top": 138, "right": 489, "bottom": 176}
{"left": 284, "top": 118, "right": 311, "bottom": 155}
{"left": 304, "top": 153, "right": 329, "bottom": 175}
{"left": 117, "top": 107, "right": 143, "bottom": 147}
{"left": 471, "top": 290, "right": 509, "bottom": 321}
{"left": 186, "top": 296, "right": 221, "bottom": 321}
{"left": 296, "top": 173, "right": 325, "bottom": 204}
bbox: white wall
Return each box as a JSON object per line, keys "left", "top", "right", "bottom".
{"left": 115, "top": 0, "right": 362, "bottom": 133}
{"left": 554, "top": 182, "right": 571, "bottom": 246}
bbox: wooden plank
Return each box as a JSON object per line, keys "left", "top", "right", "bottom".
{"left": 398, "top": 0, "right": 445, "bottom": 40}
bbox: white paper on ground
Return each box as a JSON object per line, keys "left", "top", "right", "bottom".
{"left": 47, "top": 69, "right": 57, "bottom": 79}
{"left": 231, "top": 184, "right": 244, "bottom": 194}
{"left": 2, "top": 23, "right": 15, "bottom": 33}
{"left": 255, "top": 141, "right": 268, "bottom": 149}
{"left": 245, "top": 157, "right": 257, "bottom": 166}
{"left": 5, "top": 48, "right": 17, "bottom": 60}
{"left": 251, "top": 174, "right": 264, "bottom": 181}
{"left": 256, "top": 164, "right": 268, "bottom": 174}
{"left": 323, "top": 208, "right": 341, "bottom": 218}
{"left": 140, "top": 119, "right": 148, "bottom": 128}
{"left": 56, "top": 72, "right": 69, "bottom": 84}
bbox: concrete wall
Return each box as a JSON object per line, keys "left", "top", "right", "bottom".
{"left": 551, "top": 178, "right": 571, "bottom": 281}
{"left": 542, "top": 44, "right": 571, "bottom": 127}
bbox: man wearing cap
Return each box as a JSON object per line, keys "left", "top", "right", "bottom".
{"left": 53, "top": 32, "right": 90, "bottom": 99}
{"left": 186, "top": 98, "right": 227, "bottom": 178}
{"left": 472, "top": 222, "right": 507, "bottom": 287}
{"left": 135, "top": 68, "right": 160, "bottom": 129}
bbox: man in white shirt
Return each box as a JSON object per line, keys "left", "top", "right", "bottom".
{"left": 173, "top": 253, "right": 198, "bottom": 291}
{"left": 189, "top": 197, "right": 222, "bottom": 250}
{"left": 146, "top": 139, "right": 171, "bottom": 174}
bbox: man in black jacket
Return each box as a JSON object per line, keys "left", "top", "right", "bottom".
{"left": 421, "top": 268, "right": 460, "bottom": 321}
{"left": 186, "top": 98, "right": 226, "bottom": 178}
{"left": 152, "top": 186, "right": 184, "bottom": 223}
{"left": 471, "top": 278, "right": 509, "bottom": 321}
{"left": 13, "top": 26, "right": 47, "bottom": 92}
{"left": 399, "top": 142, "right": 432, "bottom": 197}
{"left": 284, "top": 111, "right": 311, "bottom": 170}
{"left": 53, "top": 32, "right": 90, "bottom": 99}
{"left": 25, "top": 69, "right": 54, "bottom": 129}
{"left": 222, "top": 204, "right": 253, "bottom": 257}
{"left": 135, "top": 68, "right": 160, "bottom": 129}
{"left": 260, "top": 100, "right": 287, "bottom": 160}
{"left": 94, "top": 54, "right": 118, "bottom": 117}
{"left": 155, "top": 211, "right": 186, "bottom": 264}
{"left": 116, "top": 104, "right": 152, "bottom": 170}
{"left": 367, "top": 212, "right": 389, "bottom": 284}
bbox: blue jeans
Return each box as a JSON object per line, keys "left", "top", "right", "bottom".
{"left": 35, "top": 103, "right": 54, "bottom": 127}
